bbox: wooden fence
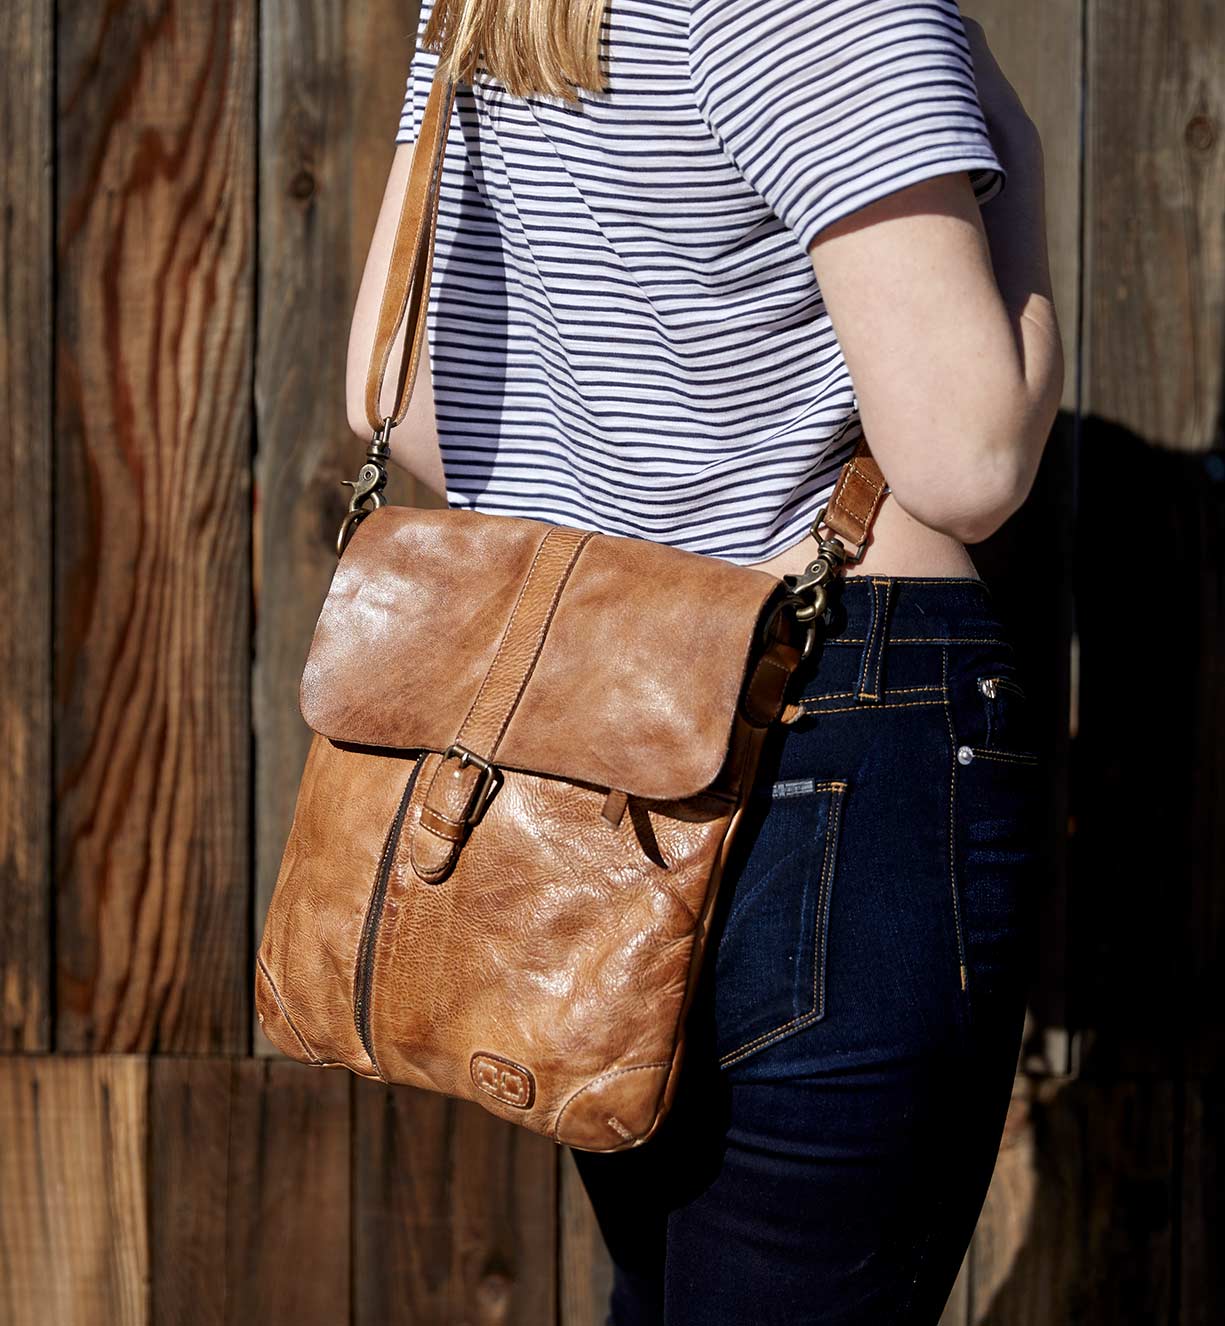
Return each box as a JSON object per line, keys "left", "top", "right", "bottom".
{"left": 2, "top": 0, "right": 1221, "bottom": 1321}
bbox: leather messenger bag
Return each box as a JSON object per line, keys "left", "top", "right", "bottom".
{"left": 254, "top": 61, "right": 889, "bottom": 1151}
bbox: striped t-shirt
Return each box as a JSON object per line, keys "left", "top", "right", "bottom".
{"left": 394, "top": 0, "right": 1005, "bottom": 565}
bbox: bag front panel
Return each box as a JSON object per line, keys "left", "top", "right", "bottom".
{"left": 366, "top": 751, "right": 739, "bottom": 1148}
{"left": 255, "top": 732, "right": 419, "bottom": 1075}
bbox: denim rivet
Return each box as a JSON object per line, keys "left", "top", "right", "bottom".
{"left": 957, "top": 745, "right": 975, "bottom": 764}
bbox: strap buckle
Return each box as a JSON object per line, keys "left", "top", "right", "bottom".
{"left": 441, "top": 744, "right": 503, "bottom": 825}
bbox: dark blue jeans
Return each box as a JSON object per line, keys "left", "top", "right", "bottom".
{"left": 571, "top": 574, "right": 1042, "bottom": 1324}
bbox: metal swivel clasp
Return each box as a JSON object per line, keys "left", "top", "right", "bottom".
{"left": 336, "top": 421, "right": 393, "bottom": 557}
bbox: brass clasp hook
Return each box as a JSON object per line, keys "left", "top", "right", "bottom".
{"left": 336, "top": 420, "right": 393, "bottom": 557}
{"left": 759, "top": 504, "right": 865, "bottom": 661}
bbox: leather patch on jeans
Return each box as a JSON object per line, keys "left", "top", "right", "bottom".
{"left": 471, "top": 1052, "right": 536, "bottom": 1109}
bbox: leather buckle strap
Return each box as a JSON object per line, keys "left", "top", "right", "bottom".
{"left": 440, "top": 744, "right": 502, "bottom": 825}
{"left": 409, "top": 525, "right": 594, "bottom": 883}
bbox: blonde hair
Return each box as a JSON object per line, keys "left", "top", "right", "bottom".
{"left": 421, "top": 0, "right": 610, "bottom": 102}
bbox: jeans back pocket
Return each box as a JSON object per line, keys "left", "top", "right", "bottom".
{"left": 712, "top": 778, "right": 847, "bottom": 1069}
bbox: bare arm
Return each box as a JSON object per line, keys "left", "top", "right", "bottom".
{"left": 346, "top": 138, "right": 448, "bottom": 497}
{"left": 808, "top": 21, "right": 1063, "bottom": 545}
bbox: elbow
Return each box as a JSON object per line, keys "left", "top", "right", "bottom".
{"left": 880, "top": 369, "right": 1061, "bottom": 545}
{"left": 888, "top": 433, "right": 1037, "bottom": 545}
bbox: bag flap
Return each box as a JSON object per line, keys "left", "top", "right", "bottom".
{"left": 299, "top": 505, "right": 785, "bottom": 800}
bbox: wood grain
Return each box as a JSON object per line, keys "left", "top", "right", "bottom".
{"left": 148, "top": 1057, "right": 233, "bottom": 1326}
{"left": 0, "top": 1056, "right": 149, "bottom": 1326}
{"left": 1085, "top": 0, "right": 1225, "bottom": 449}
{"left": 0, "top": 0, "right": 53, "bottom": 1050}
{"left": 253, "top": 0, "right": 425, "bottom": 1055}
{"left": 54, "top": 0, "right": 257, "bottom": 1052}
{"left": 223, "top": 1059, "right": 352, "bottom": 1324}
{"left": 559, "top": 1148, "right": 614, "bottom": 1326}
{"left": 353, "top": 1081, "right": 558, "bottom": 1325}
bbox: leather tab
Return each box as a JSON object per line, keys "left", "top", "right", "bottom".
{"left": 821, "top": 435, "right": 889, "bottom": 554}
{"left": 412, "top": 753, "right": 489, "bottom": 883}
{"left": 741, "top": 638, "right": 802, "bottom": 727}
{"left": 601, "top": 790, "right": 629, "bottom": 827}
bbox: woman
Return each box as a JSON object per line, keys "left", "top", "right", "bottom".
{"left": 349, "top": 1, "right": 1062, "bottom": 1320}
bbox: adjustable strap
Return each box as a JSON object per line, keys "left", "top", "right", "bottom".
{"left": 409, "top": 525, "right": 595, "bottom": 883}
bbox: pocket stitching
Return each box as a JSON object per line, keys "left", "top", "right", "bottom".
{"left": 976, "top": 672, "right": 1031, "bottom": 752}
{"left": 963, "top": 746, "right": 1040, "bottom": 765}
{"left": 717, "top": 782, "right": 846, "bottom": 1069}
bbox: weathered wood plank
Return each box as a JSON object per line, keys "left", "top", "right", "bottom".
{"left": 0, "top": 0, "right": 53, "bottom": 1050}
{"left": 0, "top": 1056, "right": 149, "bottom": 1325}
{"left": 1084, "top": 0, "right": 1225, "bottom": 450}
{"left": 559, "top": 1148, "right": 614, "bottom": 1326}
{"left": 253, "top": 0, "right": 425, "bottom": 1055}
{"left": 222, "top": 1060, "right": 352, "bottom": 1324}
{"left": 964, "top": 1078, "right": 1175, "bottom": 1323}
{"left": 148, "top": 1056, "right": 353, "bottom": 1324}
{"left": 148, "top": 1057, "right": 233, "bottom": 1326}
{"left": 353, "top": 1081, "right": 557, "bottom": 1325}
{"left": 54, "top": 0, "right": 257, "bottom": 1052}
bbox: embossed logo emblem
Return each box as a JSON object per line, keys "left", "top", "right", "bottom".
{"left": 470, "top": 1052, "right": 536, "bottom": 1109}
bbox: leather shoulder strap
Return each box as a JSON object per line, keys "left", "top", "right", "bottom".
{"left": 364, "top": 69, "right": 457, "bottom": 433}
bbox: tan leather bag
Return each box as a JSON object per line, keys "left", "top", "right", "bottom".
{"left": 253, "top": 63, "right": 889, "bottom": 1151}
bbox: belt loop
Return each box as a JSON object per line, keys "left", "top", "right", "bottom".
{"left": 855, "top": 577, "right": 892, "bottom": 702}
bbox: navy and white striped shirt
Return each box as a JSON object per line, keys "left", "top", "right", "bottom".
{"left": 395, "top": 0, "right": 1004, "bottom": 565}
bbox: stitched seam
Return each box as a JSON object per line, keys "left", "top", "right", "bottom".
{"left": 831, "top": 459, "right": 885, "bottom": 536}
{"left": 551, "top": 1061, "right": 670, "bottom": 1142}
{"left": 942, "top": 649, "right": 968, "bottom": 995}
{"left": 854, "top": 576, "right": 988, "bottom": 586}
{"left": 755, "top": 655, "right": 792, "bottom": 681}
{"left": 805, "top": 685, "right": 944, "bottom": 703}
{"left": 796, "top": 698, "right": 945, "bottom": 716}
{"left": 821, "top": 636, "right": 1009, "bottom": 646}
{"left": 419, "top": 809, "right": 465, "bottom": 842}
{"left": 870, "top": 580, "right": 892, "bottom": 696}
{"left": 965, "top": 747, "right": 1040, "bottom": 764}
{"left": 257, "top": 954, "right": 323, "bottom": 1063}
{"left": 718, "top": 784, "right": 845, "bottom": 1068}
{"left": 855, "top": 579, "right": 879, "bottom": 698}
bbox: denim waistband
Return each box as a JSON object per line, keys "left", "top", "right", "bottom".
{"left": 808, "top": 574, "right": 1007, "bottom": 648}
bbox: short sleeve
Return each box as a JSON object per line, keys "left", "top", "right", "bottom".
{"left": 394, "top": 71, "right": 416, "bottom": 143}
{"left": 687, "top": 0, "right": 1006, "bottom": 252}
{"left": 394, "top": 1, "right": 437, "bottom": 144}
